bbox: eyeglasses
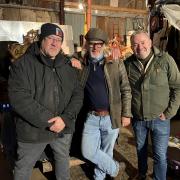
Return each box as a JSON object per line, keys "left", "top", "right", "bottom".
{"left": 46, "top": 36, "right": 62, "bottom": 43}
{"left": 89, "top": 42, "right": 104, "bottom": 48}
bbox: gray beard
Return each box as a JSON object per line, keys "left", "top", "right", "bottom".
{"left": 90, "top": 51, "right": 104, "bottom": 60}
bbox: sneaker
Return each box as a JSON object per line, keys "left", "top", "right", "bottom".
{"left": 113, "top": 162, "right": 126, "bottom": 180}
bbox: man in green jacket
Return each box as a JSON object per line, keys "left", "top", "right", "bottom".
{"left": 72, "top": 28, "right": 132, "bottom": 180}
{"left": 124, "top": 30, "right": 180, "bottom": 180}
{"left": 8, "top": 23, "right": 83, "bottom": 180}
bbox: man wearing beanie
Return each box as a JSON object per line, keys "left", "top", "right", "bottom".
{"left": 72, "top": 28, "right": 132, "bottom": 179}
{"left": 8, "top": 23, "right": 83, "bottom": 180}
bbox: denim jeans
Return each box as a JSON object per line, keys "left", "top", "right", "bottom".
{"left": 81, "top": 113, "right": 119, "bottom": 180}
{"left": 14, "top": 134, "right": 72, "bottom": 180}
{"left": 132, "top": 118, "right": 170, "bottom": 180}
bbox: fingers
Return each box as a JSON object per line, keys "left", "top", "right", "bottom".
{"left": 48, "top": 116, "right": 65, "bottom": 133}
{"left": 122, "top": 121, "right": 130, "bottom": 127}
{"left": 48, "top": 117, "right": 57, "bottom": 123}
{"left": 49, "top": 125, "right": 64, "bottom": 133}
{"left": 159, "top": 113, "right": 166, "bottom": 120}
{"left": 71, "top": 59, "right": 82, "bottom": 69}
{"left": 121, "top": 117, "right": 131, "bottom": 127}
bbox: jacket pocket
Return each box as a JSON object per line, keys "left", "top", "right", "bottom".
{"left": 150, "top": 66, "right": 168, "bottom": 86}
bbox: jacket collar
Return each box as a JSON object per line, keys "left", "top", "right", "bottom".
{"left": 131, "top": 46, "right": 162, "bottom": 69}
{"left": 40, "top": 53, "right": 68, "bottom": 67}
{"left": 27, "top": 42, "right": 69, "bottom": 68}
{"left": 82, "top": 52, "right": 115, "bottom": 66}
{"left": 153, "top": 46, "right": 163, "bottom": 57}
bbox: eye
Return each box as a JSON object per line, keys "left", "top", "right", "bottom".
{"left": 133, "top": 44, "right": 138, "bottom": 47}
{"left": 46, "top": 36, "right": 62, "bottom": 43}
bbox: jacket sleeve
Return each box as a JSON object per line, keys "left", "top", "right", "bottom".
{"left": 8, "top": 58, "right": 54, "bottom": 129}
{"left": 118, "top": 61, "right": 132, "bottom": 117}
{"left": 60, "top": 70, "right": 84, "bottom": 131}
{"left": 163, "top": 53, "right": 180, "bottom": 118}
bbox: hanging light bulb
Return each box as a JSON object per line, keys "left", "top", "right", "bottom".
{"left": 78, "top": 2, "right": 84, "bottom": 10}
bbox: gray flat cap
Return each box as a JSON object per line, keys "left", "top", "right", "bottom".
{"left": 85, "top": 28, "right": 108, "bottom": 43}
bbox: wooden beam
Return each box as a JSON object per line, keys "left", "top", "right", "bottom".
{"left": 39, "top": 0, "right": 60, "bottom": 2}
{"left": 65, "top": 2, "right": 148, "bottom": 15}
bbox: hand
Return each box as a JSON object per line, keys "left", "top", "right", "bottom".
{"left": 121, "top": 117, "right": 131, "bottom": 127}
{"left": 71, "top": 58, "right": 82, "bottom": 69}
{"left": 159, "top": 113, "right": 166, "bottom": 120}
{"left": 48, "top": 116, "right": 65, "bottom": 133}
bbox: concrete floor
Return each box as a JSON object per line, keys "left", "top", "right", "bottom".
{"left": 0, "top": 118, "right": 179, "bottom": 180}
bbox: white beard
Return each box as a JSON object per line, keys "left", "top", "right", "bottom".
{"left": 90, "top": 49, "right": 104, "bottom": 59}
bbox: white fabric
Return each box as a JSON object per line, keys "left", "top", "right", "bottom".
{"left": 0, "top": 20, "right": 74, "bottom": 55}
{"left": 161, "top": 4, "right": 180, "bottom": 31}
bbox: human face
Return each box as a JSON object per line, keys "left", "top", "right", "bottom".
{"left": 88, "top": 41, "right": 104, "bottom": 58}
{"left": 40, "top": 35, "right": 62, "bottom": 59}
{"left": 131, "top": 32, "right": 152, "bottom": 60}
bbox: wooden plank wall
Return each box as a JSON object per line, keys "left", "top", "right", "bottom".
{"left": 119, "top": 0, "right": 145, "bottom": 9}
{"left": 96, "top": 16, "right": 146, "bottom": 41}
{"left": 57, "top": 0, "right": 146, "bottom": 9}
{"left": 95, "top": 0, "right": 147, "bottom": 40}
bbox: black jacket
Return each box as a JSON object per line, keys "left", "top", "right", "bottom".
{"left": 8, "top": 42, "right": 83, "bottom": 143}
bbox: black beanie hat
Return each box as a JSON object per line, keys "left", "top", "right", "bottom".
{"left": 85, "top": 28, "right": 108, "bottom": 43}
{"left": 39, "top": 23, "right": 64, "bottom": 42}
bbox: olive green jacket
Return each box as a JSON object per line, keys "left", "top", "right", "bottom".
{"left": 124, "top": 46, "right": 180, "bottom": 120}
{"left": 75, "top": 52, "right": 132, "bottom": 129}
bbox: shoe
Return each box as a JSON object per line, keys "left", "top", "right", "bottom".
{"left": 113, "top": 162, "right": 126, "bottom": 180}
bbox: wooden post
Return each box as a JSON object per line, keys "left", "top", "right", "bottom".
{"left": 87, "top": 0, "right": 91, "bottom": 31}
{"left": 59, "top": 0, "right": 65, "bottom": 25}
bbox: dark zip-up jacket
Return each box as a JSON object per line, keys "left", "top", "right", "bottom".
{"left": 8, "top": 42, "right": 83, "bottom": 143}
{"left": 125, "top": 46, "right": 180, "bottom": 120}
{"left": 75, "top": 52, "right": 132, "bottom": 129}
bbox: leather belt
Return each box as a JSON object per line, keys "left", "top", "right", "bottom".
{"left": 89, "top": 110, "right": 109, "bottom": 117}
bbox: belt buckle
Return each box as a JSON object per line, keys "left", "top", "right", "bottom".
{"left": 89, "top": 110, "right": 109, "bottom": 116}
{"left": 99, "top": 111, "right": 105, "bottom": 116}
{"left": 97, "top": 110, "right": 108, "bottom": 116}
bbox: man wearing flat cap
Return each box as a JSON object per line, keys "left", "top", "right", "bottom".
{"left": 72, "top": 28, "right": 132, "bottom": 179}
{"left": 8, "top": 23, "right": 83, "bottom": 180}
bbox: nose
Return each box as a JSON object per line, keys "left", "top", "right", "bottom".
{"left": 92, "top": 44, "right": 96, "bottom": 50}
{"left": 137, "top": 44, "right": 143, "bottom": 50}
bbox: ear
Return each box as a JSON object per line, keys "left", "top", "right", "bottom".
{"left": 149, "top": 38, "right": 152, "bottom": 47}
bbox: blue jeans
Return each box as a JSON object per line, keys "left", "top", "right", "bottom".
{"left": 81, "top": 113, "right": 119, "bottom": 180}
{"left": 132, "top": 118, "right": 170, "bottom": 180}
{"left": 14, "top": 134, "right": 72, "bottom": 180}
